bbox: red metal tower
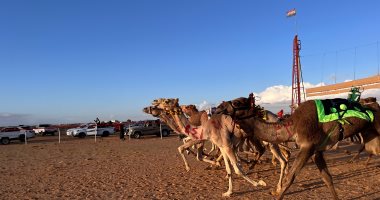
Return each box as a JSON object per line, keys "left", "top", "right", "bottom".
{"left": 291, "top": 35, "right": 305, "bottom": 113}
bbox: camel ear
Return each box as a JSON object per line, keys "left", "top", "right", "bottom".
{"left": 249, "top": 93, "right": 255, "bottom": 107}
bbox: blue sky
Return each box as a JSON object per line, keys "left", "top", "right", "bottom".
{"left": 1, "top": 1, "right": 380, "bottom": 126}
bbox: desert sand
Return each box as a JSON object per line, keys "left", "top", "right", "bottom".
{"left": 1, "top": 133, "right": 379, "bottom": 200}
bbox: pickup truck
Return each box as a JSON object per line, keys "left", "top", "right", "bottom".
{"left": 33, "top": 124, "right": 58, "bottom": 136}
{"left": 127, "top": 120, "right": 171, "bottom": 139}
{"left": 66, "top": 123, "right": 115, "bottom": 138}
{"left": 0, "top": 127, "right": 35, "bottom": 145}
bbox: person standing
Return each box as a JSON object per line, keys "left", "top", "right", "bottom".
{"left": 119, "top": 124, "right": 125, "bottom": 141}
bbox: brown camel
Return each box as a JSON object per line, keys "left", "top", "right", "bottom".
{"left": 180, "top": 104, "right": 209, "bottom": 126}
{"left": 180, "top": 104, "right": 287, "bottom": 174}
{"left": 171, "top": 102, "right": 289, "bottom": 194}
{"left": 215, "top": 95, "right": 379, "bottom": 200}
{"left": 179, "top": 104, "right": 222, "bottom": 169}
{"left": 144, "top": 98, "right": 266, "bottom": 197}
{"left": 221, "top": 103, "right": 291, "bottom": 194}
{"left": 348, "top": 129, "right": 380, "bottom": 166}
{"left": 348, "top": 97, "right": 380, "bottom": 165}
{"left": 180, "top": 105, "right": 221, "bottom": 159}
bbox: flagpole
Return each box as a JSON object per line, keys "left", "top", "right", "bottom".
{"left": 295, "top": 11, "right": 298, "bottom": 35}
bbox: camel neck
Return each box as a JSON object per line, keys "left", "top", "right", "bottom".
{"left": 239, "top": 117, "right": 294, "bottom": 143}
{"left": 159, "top": 113, "right": 182, "bottom": 134}
{"left": 171, "top": 113, "right": 206, "bottom": 140}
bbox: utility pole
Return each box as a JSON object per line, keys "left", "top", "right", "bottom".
{"left": 287, "top": 9, "right": 305, "bottom": 113}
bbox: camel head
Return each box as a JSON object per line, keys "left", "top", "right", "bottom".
{"left": 360, "top": 97, "right": 380, "bottom": 111}
{"left": 152, "top": 98, "right": 179, "bottom": 110}
{"left": 143, "top": 106, "right": 163, "bottom": 117}
{"left": 180, "top": 104, "right": 198, "bottom": 116}
{"left": 152, "top": 98, "right": 166, "bottom": 106}
{"left": 215, "top": 97, "right": 252, "bottom": 116}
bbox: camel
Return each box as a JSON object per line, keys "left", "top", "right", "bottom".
{"left": 180, "top": 104, "right": 209, "bottom": 126}
{"left": 251, "top": 109, "right": 291, "bottom": 170}
{"left": 180, "top": 105, "right": 220, "bottom": 158}
{"left": 348, "top": 129, "right": 380, "bottom": 166}
{"left": 249, "top": 108, "right": 291, "bottom": 194}
{"left": 218, "top": 102, "right": 291, "bottom": 193}
{"left": 215, "top": 94, "right": 379, "bottom": 200}
{"left": 168, "top": 102, "right": 290, "bottom": 194}
{"left": 180, "top": 104, "right": 289, "bottom": 173}
{"left": 348, "top": 97, "right": 380, "bottom": 165}
{"left": 143, "top": 105, "right": 220, "bottom": 172}
{"left": 144, "top": 98, "right": 267, "bottom": 197}
{"left": 179, "top": 104, "right": 222, "bottom": 169}
{"left": 180, "top": 104, "right": 266, "bottom": 164}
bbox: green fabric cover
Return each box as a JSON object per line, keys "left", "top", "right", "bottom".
{"left": 315, "top": 99, "right": 374, "bottom": 123}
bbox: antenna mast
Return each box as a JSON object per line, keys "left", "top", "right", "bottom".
{"left": 291, "top": 35, "right": 305, "bottom": 113}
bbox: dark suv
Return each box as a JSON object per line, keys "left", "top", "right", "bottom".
{"left": 126, "top": 120, "right": 171, "bottom": 139}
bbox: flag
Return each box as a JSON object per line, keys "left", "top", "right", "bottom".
{"left": 286, "top": 8, "right": 296, "bottom": 17}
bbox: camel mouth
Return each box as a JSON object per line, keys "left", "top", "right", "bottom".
{"left": 142, "top": 107, "right": 150, "bottom": 114}
{"left": 214, "top": 107, "right": 226, "bottom": 114}
{"left": 143, "top": 106, "right": 162, "bottom": 117}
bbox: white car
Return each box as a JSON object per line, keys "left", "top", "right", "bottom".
{"left": 66, "top": 123, "right": 115, "bottom": 138}
{"left": 0, "top": 127, "right": 35, "bottom": 145}
{"left": 33, "top": 124, "right": 58, "bottom": 136}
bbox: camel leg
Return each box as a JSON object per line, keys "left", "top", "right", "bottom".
{"left": 196, "top": 142, "right": 203, "bottom": 160}
{"left": 207, "top": 143, "right": 218, "bottom": 156}
{"left": 272, "top": 153, "right": 278, "bottom": 174}
{"left": 279, "top": 145, "right": 291, "bottom": 174}
{"left": 365, "top": 154, "right": 373, "bottom": 167}
{"left": 179, "top": 140, "right": 220, "bottom": 172}
{"left": 198, "top": 156, "right": 219, "bottom": 166}
{"left": 331, "top": 142, "right": 339, "bottom": 150}
{"left": 248, "top": 137, "right": 266, "bottom": 171}
{"left": 178, "top": 139, "right": 203, "bottom": 172}
{"left": 269, "top": 144, "right": 288, "bottom": 195}
{"left": 223, "top": 145, "right": 266, "bottom": 187}
{"left": 220, "top": 148, "right": 233, "bottom": 197}
{"left": 348, "top": 144, "right": 365, "bottom": 163}
{"left": 197, "top": 142, "right": 220, "bottom": 167}
{"left": 277, "top": 145, "right": 313, "bottom": 200}
{"left": 313, "top": 151, "right": 339, "bottom": 200}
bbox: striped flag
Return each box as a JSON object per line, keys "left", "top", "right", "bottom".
{"left": 286, "top": 8, "right": 296, "bottom": 17}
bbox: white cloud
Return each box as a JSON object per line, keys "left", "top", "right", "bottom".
{"left": 254, "top": 82, "right": 326, "bottom": 105}
{"left": 197, "top": 100, "right": 216, "bottom": 111}
{"left": 0, "top": 113, "right": 33, "bottom": 126}
{"left": 242, "top": 82, "right": 380, "bottom": 114}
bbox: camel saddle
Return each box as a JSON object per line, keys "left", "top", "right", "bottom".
{"left": 314, "top": 98, "right": 374, "bottom": 123}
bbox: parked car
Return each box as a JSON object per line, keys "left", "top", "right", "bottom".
{"left": 66, "top": 123, "right": 115, "bottom": 138}
{"left": 127, "top": 120, "right": 171, "bottom": 139}
{"left": 0, "top": 127, "right": 35, "bottom": 145}
{"left": 33, "top": 124, "right": 58, "bottom": 136}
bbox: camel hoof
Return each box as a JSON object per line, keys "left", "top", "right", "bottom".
{"left": 258, "top": 180, "right": 267, "bottom": 186}
{"left": 205, "top": 165, "right": 213, "bottom": 170}
{"left": 186, "top": 167, "right": 191, "bottom": 172}
{"left": 270, "top": 189, "right": 280, "bottom": 196}
{"left": 222, "top": 191, "right": 232, "bottom": 197}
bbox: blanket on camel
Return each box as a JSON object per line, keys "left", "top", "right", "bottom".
{"left": 314, "top": 98, "right": 374, "bottom": 123}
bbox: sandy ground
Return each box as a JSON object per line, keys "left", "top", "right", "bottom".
{"left": 1, "top": 132, "right": 380, "bottom": 200}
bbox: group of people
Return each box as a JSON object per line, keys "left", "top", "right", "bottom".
{"left": 95, "top": 117, "right": 126, "bottom": 141}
